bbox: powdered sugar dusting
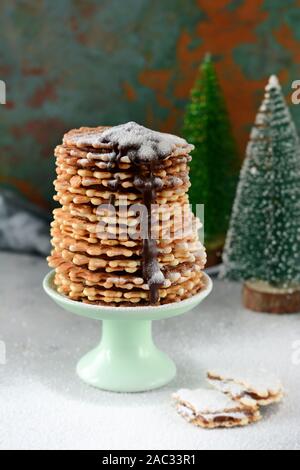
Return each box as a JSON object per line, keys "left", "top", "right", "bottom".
{"left": 266, "top": 75, "right": 280, "bottom": 91}
{"left": 2, "top": 255, "right": 299, "bottom": 449}
{"left": 176, "top": 404, "right": 249, "bottom": 423}
{"left": 98, "top": 122, "right": 191, "bottom": 164}
{"left": 208, "top": 368, "right": 283, "bottom": 396}
{"left": 148, "top": 270, "right": 165, "bottom": 289}
{"left": 208, "top": 379, "right": 246, "bottom": 398}
{"left": 176, "top": 404, "right": 195, "bottom": 421}
{"left": 173, "top": 388, "right": 244, "bottom": 413}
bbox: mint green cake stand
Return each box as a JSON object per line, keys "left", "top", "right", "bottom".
{"left": 43, "top": 271, "right": 212, "bottom": 393}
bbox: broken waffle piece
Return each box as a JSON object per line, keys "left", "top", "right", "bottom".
{"left": 207, "top": 368, "right": 284, "bottom": 407}
{"left": 172, "top": 388, "right": 261, "bottom": 429}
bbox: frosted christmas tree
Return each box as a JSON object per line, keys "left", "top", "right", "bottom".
{"left": 223, "top": 75, "right": 300, "bottom": 313}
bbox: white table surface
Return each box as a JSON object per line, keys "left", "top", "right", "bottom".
{"left": 1, "top": 252, "right": 300, "bottom": 450}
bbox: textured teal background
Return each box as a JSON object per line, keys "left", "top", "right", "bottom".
{"left": 0, "top": 0, "right": 300, "bottom": 208}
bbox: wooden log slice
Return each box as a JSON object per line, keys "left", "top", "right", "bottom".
{"left": 206, "top": 246, "right": 223, "bottom": 269}
{"left": 243, "top": 281, "right": 300, "bottom": 314}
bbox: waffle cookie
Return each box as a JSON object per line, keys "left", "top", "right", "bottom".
{"left": 48, "top": 122, "right": 206, "bottom": 306}
{"left": 207, "top": 369, "right": 284, "bottom": 406}
{"left": 172, "top": 389, "right": 261, "bottom": 429}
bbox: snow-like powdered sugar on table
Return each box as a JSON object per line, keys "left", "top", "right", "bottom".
{"left": 1, "top": 253, "right": 300, "bottom": 450}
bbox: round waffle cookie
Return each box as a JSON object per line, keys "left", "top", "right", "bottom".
{"left": 48, "top": 122, "right": 206, "bottom": 306}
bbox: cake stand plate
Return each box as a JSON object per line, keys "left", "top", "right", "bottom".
{"left": 43, "top": 271, "right": 212, "bottom": 392}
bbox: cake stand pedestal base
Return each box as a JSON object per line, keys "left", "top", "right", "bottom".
{"left": 77, "top": 319, "right": 176, "bottom": 392}
{"left": 43, "top": 271, "right": 212, "bottom": 393}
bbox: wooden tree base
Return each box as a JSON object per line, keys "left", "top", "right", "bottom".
{"left": 206, "top": 247, "right": 223, "bottom": 268}
{"left": 243, "top": 281, "right": 300, "bottom": 314}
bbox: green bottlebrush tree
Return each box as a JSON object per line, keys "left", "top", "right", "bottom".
{"left": 223, "top": 75, "right": 300, "bottom": 287}
{"left": 183, "top": 54, "right": 239, "bottom": 252}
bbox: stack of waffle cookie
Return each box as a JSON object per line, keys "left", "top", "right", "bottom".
{"left": 48, "top": 122, "right": 206, "bottom": 306}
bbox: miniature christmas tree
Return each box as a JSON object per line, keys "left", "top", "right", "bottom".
{"left": 223, "top": 75, "right": 300, "bottom": 313}
{"left": 183, "top": 54, "right": 239, "bottom": 265}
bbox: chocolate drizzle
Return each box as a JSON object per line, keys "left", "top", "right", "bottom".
{"left": 107, "top": 175, "right": 121, "bottom": 192}
{"left": 95, "top": 122, "right": 185, "bottom": 304}
{"left": 108, "top": 194, "right": 116, "bottom": 207}
{"left": 134, "top": 168, "right": 164, "bottom": 303}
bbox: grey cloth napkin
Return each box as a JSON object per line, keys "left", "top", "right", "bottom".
{"left": 0, "top": 189, "right": 51, "bottom": 256}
